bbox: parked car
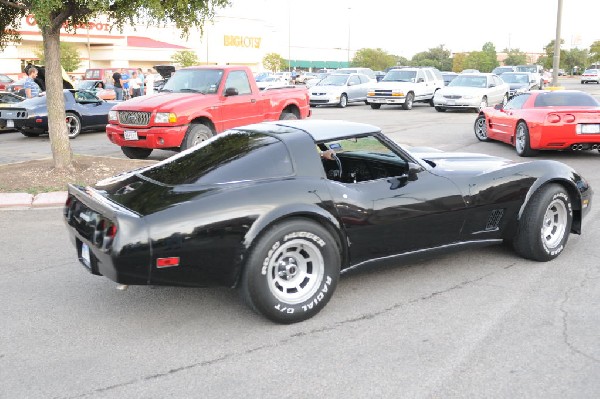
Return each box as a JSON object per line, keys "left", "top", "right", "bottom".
{"left": 580, "top": 68, "right": 600, "bottom": 84}
{"left": 474, "top": 90, "right": 600, "bottom": 156}
{"left": 441, "top": 71, "right": 458, "bottom": 86}
{"left": 498, "top": 72, "right": 537, "bottom": 98}
{"left": 256, "top": 76, "right": 289, "bottom": 90}
{"left": 0, "top": 91, "right": 24, "bottom": 132}
{"left": 515, "top": 64, "right": 544, "bottom": 89}
{"left": 305, "top": 73, "right": 328, "bottom": 89}
{"left": 433, "top": 73, "right": 510, "bottom": 112}
{"left": 309, "top": 73, "right": 371, "bottom": 108}
{"left": 154, "top": 65, "right": 175, "bottom": 92}
{"left": 6, "top": 64, "right": 74, "bottom": 96}
{"left": 335, "top": 67, "right": 377, "bottom": 82}
{"left": 492, "top": 66, "right": 516, "bottom": 75}
{"left": 0, "top": 74, "right": 14, "bottom": 90}
{"left": 77, "top": 79, "right": 116, "bottom": 100}
{"left": 0, "top": 89, "right": 117, "bottom": 138}
{"left": 367, "top": 67, "right": 445, "bottom": 110}
{"left": 64, "top": 119, "right": 592, "bottom": 324}
{"left": 461, "top": 69, "right": 480, "bottom": 74}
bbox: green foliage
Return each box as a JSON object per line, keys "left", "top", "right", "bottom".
{"left": 34, "top": 42, "right": 81, "bottom": 72}
{"left": 562, "top": 48, "right": 588, "bottom": 73}
{"left": 462, "top": 42, "right": 499, "bottom": 72}
{"left": 351, "top": 48, "right": 397, "bottom": 71}
{"left": 502, "top": 48, "right": 527, "bottom": 66}
{"left": 541, "top": 39, "right": 567, "bottom": 69}
{"left": 171, "top": 50, "right": 199, "bottom": 67}
{"left": 452, "top": 53, "right": 467, "bottom": 72}
{"left": 263, "top": 53, "right": 287, "bottom": 72}
{"left": 411, "top": 45, "right": 452, "bottom": 71}
{"left": 589, "top": 41, "right": 600, "bottom": 65}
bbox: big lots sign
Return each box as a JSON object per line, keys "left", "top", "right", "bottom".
{"left": 25, "top": 14, "right": 112, "bottom": 33}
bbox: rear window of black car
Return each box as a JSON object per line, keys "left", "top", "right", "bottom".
{"left": 534, "top": 92, "right": 600, "bottom": 107}
{"left": 141, "top": 132, "right": 293, "bottom": 185}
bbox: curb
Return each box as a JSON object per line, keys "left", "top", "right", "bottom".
{"left": 0, "top": 191, "right": 67, "bottom": 209}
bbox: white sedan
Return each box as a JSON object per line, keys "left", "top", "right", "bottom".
{"left": 256, "top": 76, "right": 289, "bottom": 90}
{"left": 433, "top": 73, "right": 510, "bottom": 112}
{"left": 309, "top": 73, "right": 371, "bottom": 108}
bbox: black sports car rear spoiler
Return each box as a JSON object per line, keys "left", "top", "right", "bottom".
{"left": 67, "top": 184, "right": 140, "bottom": 219}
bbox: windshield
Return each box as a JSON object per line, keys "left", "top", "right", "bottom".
{"left": 583, "top": 69, "right": 598, "bottom": 74}
{"left": 500, "top": 74, "right": 530, "bottom": 84}
{"left": 77, "top": 81, "right": 97, "bottom": 89}
{"left": 161, "top": 69, "right": 224, "bottom": 94}
{"left": 516, "top": 66, "right": 538, "bottom": 73}
{"left": 382, "top": 70, "right": 417, "bottom": 82}
{"left": 493, "top": 67, "right": 513, "bottom": 74}
{"left": 317, "top": 75, "right": 349, "bottom": 86}
{"left": 448, "top": 75, "right": 487, "bottom": 88}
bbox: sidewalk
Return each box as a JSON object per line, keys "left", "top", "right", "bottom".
{"left": 0, "top": 191, "right": 68, "bottom": 209}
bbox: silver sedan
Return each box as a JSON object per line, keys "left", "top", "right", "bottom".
{"left": 309, "top": 73, "right": 371, "bottom": 108}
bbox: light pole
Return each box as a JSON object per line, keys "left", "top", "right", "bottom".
{"left": 551, "top": 0, "right": 563, "bottom": 86}
{"left": 288, "top": 0, "right": 291, "bottom": 72}
{"left": 347, "top": 7, "right": 351, "bottom": 65}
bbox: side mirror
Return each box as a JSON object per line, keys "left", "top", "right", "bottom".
{"left": 224, "top": 87, "right": 238, "bottom": 97}
{"left": 417, "top": 78, "right": 425, "bottom": 83}
{"left": 494, "top": 103, "right": 503, "bottom": 110}
{"left": 348, "top": 81, "right": 354, "bottom": 86}
{"left": 489, "top": 84, "right": 496, "bottom": 88}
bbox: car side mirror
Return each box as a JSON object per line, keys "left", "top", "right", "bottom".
{"left": 348, "top": 81, "right": 354, "bottom": 86}
{"left": 489, "top": 84, "right": 496, "bottom": 88}
{"left": 224, "top": 87, "right": 238, "bottom": 97}
{"left": 494, "top": 103, "right": 503, "bottom": 110}
{"left": 417, "top": 78, "right": 425, "bottom": 83}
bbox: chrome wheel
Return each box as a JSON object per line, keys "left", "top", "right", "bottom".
{"left": 66, "top": 113, "right": 81, "bottom": 138}
{"left": 265, "top": 238, "right": 324, "bottom": 304}
{"left": 339, "top": 94, "right": 348, "bottom": 108}
{"left": 541, "top": 199, "right": 568, "bottom": 249}
{"left": 515, "top": 123, "right": 526, "bottom": 153}
{"left": 474, "top": 115, "right": 488, "bottom": 141}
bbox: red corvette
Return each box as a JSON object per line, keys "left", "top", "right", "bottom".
{"left": 474, "top": 90, "right": 600, "bottom": 156}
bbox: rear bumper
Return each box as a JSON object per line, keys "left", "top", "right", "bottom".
{"left": 367, "top": 96, "right": 406, "bottom": 104}
{"left": 106, "top": 123, "right": 188, "bottom": 149}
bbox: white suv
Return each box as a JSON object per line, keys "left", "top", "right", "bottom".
{"left": 366, "top": 67, "right": 445, "bottom": 110}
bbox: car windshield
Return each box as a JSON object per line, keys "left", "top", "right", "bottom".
{"left": 141, "top": 131, "right": 294, "bottom": 185}
{"left": 382, "top": 70, "right": 417, "bottom": 82}
{"left": 161, "top": 69, "right": 224, "bottom": 94}
{"left": 500, "top": 74, "right": 530, "bottom": 84}
{"left": 448, "top": 75, "right": 487, "bottom": 88}
{"left": 493, "top": 67, "right": 513, "bottom": 74}
{"left": 516, "top": 66, "right": 538, "bottom": 73}
{"left": 77, "top": 80, "right": 97, "bottom": 89}
{"left": 533, "top": 92, "right": 600, "bottom": 107}
{"left": 317, "top": 75, "right": 348, "bottom": 86}
{"left": 583, "top": 69, "right": 598, "bottom": 74}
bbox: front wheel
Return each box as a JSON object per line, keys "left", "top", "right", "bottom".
{"left": 402, "top": 92, "right": 414, "bottom": 110}
{"left": 512, "top": 184, "right": 573, "bottom": 261}
{"left": 240, "top": 219, "right": 341, "bottom": 324}
{"left": 515, "top": 121, "right": 537, "bottom": 157}
{"left": 279, "top": 112, "right": 298, "bottom": 120}
{"left": 338, "top": 94, "right": 348, "bottom": 108}
{"left": 474, "top": 114, "right": 489, "bottom": 142}
{"left": 121, "top": 146, "right": 152, "bottom": 159}
{"left": 434, "top": 106, "right": 446, "bottom": 112}
{"left": 66, "top": 112, "right": 82, "bottom": 139}
{"left": 370, "top": 103, "right": 381, "bottom": 110}
{"left": 181, "top": 123, "right": 214, "bottom": 151}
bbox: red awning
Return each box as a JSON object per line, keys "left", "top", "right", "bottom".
{"left": 126, "top": 36, "right": 187, "bottom": 49}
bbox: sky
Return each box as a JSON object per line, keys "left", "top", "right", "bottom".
{"left": 217, "top": 0, "right": 599, "bottom": 59}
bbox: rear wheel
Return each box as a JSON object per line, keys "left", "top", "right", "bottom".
{"left": 513, "top": 184, "right": 572, "bottom": 261}
{"left": 435, "top": 106, "right": 446, "bottom": 112}
{"left": 370, "top": 103, "right": 381, "bottom": 110}
{"left": 240, "top": 219, "right": 340, "bottom": 324}
{"left": 338, "top": 94, "right": 348, "bottom": 108}
{"left": 474, "top": 114, "right": 489, "bottom": 142}
{"left": 180, "top": 123, "right": 213, "bottom": 151}
{"left": 66, "top": 112, "right": 82, "bottom": 139}
{"left": 402, "top": 92, "right": 414, "bottom": 110}
{"left": 279, "top": 112, "right": 298, "bottom": 120}
{"left": 121, "top": 146, "right": 152, "bottom": 159}
{"left": 515, "top": 121, "right": 537, "bottom": 157}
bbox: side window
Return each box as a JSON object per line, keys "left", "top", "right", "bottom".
{"left": 505, "top": 93, "right": 530, "bottom": 110}
{"left": 494, "top": 76, "right": 503, "bottom": 86}
{"left": 424, "top": 69, "right": 434, "bottom": 82}
{"left": 416, "top": 70, "right": 426, "bottom": 83}
{"left": 224, "top": 70, "right": 252, "bottom": 95}
{"left": 432, "top": 68, "right": 443, "bottom": 81}
{"left": 348, "top": 75, "right": 360, "bottom": 85}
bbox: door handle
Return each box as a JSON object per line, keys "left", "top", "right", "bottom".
{"left": 250, "top": 99, "right": 256, "bottom": 103}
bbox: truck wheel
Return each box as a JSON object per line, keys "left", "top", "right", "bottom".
{"left": 338, "top": 94, "right": 348, "bottom": 108}
{"left": 66, "top": 112, "right": 82, "bottom": 139}
{"left": 181, "top": 123, "right": 213, "bottom": 151}
{"left": 513, "top": 184, "right": 572, "bottom": 262}
{"left": 370, "top": 103, "right": 381, "bottom": 109}
{"left": 402, "top": 92, "right": 414, "bottom": 110}
{"left": 279, "top": 112, "right": 297, "bottom": 120}
{"left": 240, "top": 218, "right": 340, "bottom": 324}
{"left": 121, "top": 146, "right": 152, "bottom": 159}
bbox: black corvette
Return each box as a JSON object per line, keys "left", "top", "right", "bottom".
{"left": 0, "top": 89, "right": 117, "bottom": 138}
{"left": 64, "top": 120, "right": 593, "bottom": 323}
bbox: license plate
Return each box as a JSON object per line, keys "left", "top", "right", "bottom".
{"left": 447, "top": 100, "right": 456, "bottom": 105}
{"left": 81, "top": 242, "right": 91, "bottom": 268}
{"left": 124, "top": 130, "right": 138, "bottom": 140}
{"left": 580, "top": 124, "right": 600, "bottom": 134}
{"left": 6, "top": 120, "right": 14, "bottom": 128}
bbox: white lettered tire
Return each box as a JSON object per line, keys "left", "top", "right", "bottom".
{"left": 241, "top": 219, "right": 340, "bottom": 323}
{"left": 513, "top": 184, "right": 573, "bottom": 261}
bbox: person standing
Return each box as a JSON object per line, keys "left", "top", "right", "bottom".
{"left": 137, "top": 68, "right": 145, "bottom": 95}
{"left": 112, "top": 69, "right": 124, "bottom": 100}
{"left": 121, "top": 69, "right": 130, "bottom": 99}
{"left": 24, "top": 67, "right": 41, "bottom": 98}
{"left": 130, "top": 71, "right": 141, "bottom": 97}
{"left": 145, "top": 68, "right": 155, "bottom": 95}
{"left": 291, "top": 68, "right": 298, "bottom": 85}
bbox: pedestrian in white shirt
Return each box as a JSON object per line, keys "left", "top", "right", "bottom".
{"left": 145, "top": 68, "right": 155, "bottom": 95}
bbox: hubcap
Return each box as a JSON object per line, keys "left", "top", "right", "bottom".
{"left": 66, "top": 116, "right": 80, "bottom": 137}
{"left": 516, "top": 125, "right": 526, "bottom": 152}
{"left": 475, "top": 118, "right": 487, "bottom": 139}
{"left": 266, "top": 238, "right": 324, "bottom": 304}
{"left": 541, "top": 199, "right": 568, "bottom": 248}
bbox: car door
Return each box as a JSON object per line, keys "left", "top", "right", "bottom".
{"left": 220, "top": 70, "right": 262, "bottom": 130}
{"left": 487, "top": 93, "right": 531, "bottom": 142}
{"left": 421, "top": 69, "right": 436, "bottom": 99}
{"left": 346, "top": 75, "right": 362, "bottom": 102}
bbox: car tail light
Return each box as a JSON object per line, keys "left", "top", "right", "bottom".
{"left": 93, "top": 218, "right": 118, "bottom": 248}
{"left": 563, "top": 114, "right": 576, "bottom": 123}
{"left": 547, "top": 114, "right": 561, "bottom": 123}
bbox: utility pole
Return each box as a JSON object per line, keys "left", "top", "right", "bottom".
{"left": 551, "top": 0, "right": 563, "bottom": 86}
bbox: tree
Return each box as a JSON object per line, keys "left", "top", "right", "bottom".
{"left": 589, "top": 40, "right": 600, "bottom": 65}
{"left": 262, "top": 53, "right": 287, "bottom": 72}
{"left": 540, "top": 39, "right": 566, "bottom": 69}
{"left": 411, "top": 45, "right": 452, "bottom": 71}
{"left": 0, "top": 0, "right": 231, "bottom": 171}
{"left": 34, "top": 42, "right": 81, "bottom": 72}
{"left": 502, "top": 48, "right": 527, "bottom": 66}
{"left": 351, "top": 48, "right": 397, "bottom": 71}
{"left": 171, "top": 50, "right": 199, "bottom": 67}
{"left": 562, "top": 48, "right": 589, "bottom": 74}
{"left": 452, "top": 53, "right": 467, "bottom": 72}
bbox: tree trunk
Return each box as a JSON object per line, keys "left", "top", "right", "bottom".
{"left": 41, "top": 26, "right": 73, "bottom": 171}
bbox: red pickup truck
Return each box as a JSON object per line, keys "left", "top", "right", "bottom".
{"left": 106, "top": 65, "right": 311, "bottom": 159}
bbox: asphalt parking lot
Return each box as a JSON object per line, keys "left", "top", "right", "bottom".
{"left": 1, "top": 78, "right": 599, "bottom": 398}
